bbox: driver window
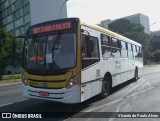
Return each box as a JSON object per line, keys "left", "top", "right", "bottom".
{"left": 81, "top": 34, "right": 100, "bottom": 69}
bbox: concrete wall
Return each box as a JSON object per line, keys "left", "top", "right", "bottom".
{"left": 29, "top": 0, "right": 67, "bottom": 25}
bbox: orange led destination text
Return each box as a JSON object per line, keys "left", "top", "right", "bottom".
{"left": 33, "top": 22, "right": 71, "bottom": 34}
{"left": 29, "top": 56, "right": 43, "bottom": 61}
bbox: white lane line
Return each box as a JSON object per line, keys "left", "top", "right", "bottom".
{"left": 0, "top": 90, "right": 20, "bottom": 95}
{"left": 111, "top": 81, "right": 136, "bottom": 98}
{"left": 123, "top": 79, "right": 146, "bottom": 97}
{"left": 0, "top": 103, "right": 13, "bottom": 107}
{"left": 83, "top": 79, "right": 152, "bottom": 113}
{"left": 112, "top": 78, "right": 145, "bottom": 97}
{"left": 127, "top": 86, "right": 155, "bottom": 98}
{"left": 84, "top": 98, "right": 123, "bottom": 112}
{"left": 0, "top": 82, "right": 21, "bottom": 87}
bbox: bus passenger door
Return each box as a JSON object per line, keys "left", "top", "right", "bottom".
{"left": 81, "top": 33, "right": 101, "bottom": 102}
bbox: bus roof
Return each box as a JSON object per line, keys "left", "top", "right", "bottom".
{"left": 80, "top": 21, "right": 142, "bottom": 47}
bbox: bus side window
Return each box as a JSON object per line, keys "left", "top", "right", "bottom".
{"left": 101, "top": 34, "right": 111, "bottom": 58}
{"left": 121, "top": 40, "right": 128, "bottom": 58}
{"left": 111, "top": 37, "right": 121, "bottom": 58}
{"left": 137, "top": 47, "right": 142, "bottom": 57}
{"left": 81, "top": 34, "right": 100, "bottom": 69}
{"left": 81, "top": 35, "right": 86, "bottom": 58}
{"left": 128, "top": 43, "right": 133, "bottom": 58}
{"left": 132, "top": 45, "right": 137, "bottom": 58}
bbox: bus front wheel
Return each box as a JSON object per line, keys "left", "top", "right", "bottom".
{"left": 100, "top": 77, "right": 111, "bottom": 98}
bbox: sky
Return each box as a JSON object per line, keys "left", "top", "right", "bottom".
{"left": 67, "top": 0, "right": 160, "bottom": 32}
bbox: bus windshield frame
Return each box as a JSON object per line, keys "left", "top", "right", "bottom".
{"left": 22, "top": 18, "right": 79, "bottom": 75}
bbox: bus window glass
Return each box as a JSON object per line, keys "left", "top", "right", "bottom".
{"left": 24, "top": 33, "right": 76, "bottom": 70}
{"left": 81, "top": 35, "right": 100, "bottom": 69}
{"left": 121, "top": 41, "right": 127, "bottom": 49}
{"left": 112, "top": 48, "right": 121, "bottom": 58}
{"left": 102, "top": 46, "right": 111, "bottom": 58}
{"left": 101, "top": 34, "right": 110, "bottom": 46}
{"left": 111, "top": 38, "right": 118, "bottom": 47}
{"left": 25, "top": 36, "right": 46, "bottom": 69}
{"left": 85, "top": 36, "right": 99, "bottom": 58}
{"left": 137, "top": 47, "right": 142, "bottom": 57}
{"left": 101, "top": 34, "right": 111, "bottom": 58}
{"left": 132, "top": 45, "right": 136, "bottom": 51}
{"left": 120, "top": 41, "right": 127, "bottom": 58}
{"left": 128, "top": 43, "right": 132, "bottom": 50}
{"left": 128, "top": 51, "right": 133, "bottom": 58}
{"left": 132, "top": 45, "right": 137, "bottom": 58}
{"left": 121, "top": 49, "right": 128, "bottom": 58}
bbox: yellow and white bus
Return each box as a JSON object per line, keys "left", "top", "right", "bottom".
{"left": 22, "top": 18, "right": 143, "bottom": 103}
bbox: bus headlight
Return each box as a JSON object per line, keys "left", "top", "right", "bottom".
{"left": 66, "top": 74, "right": 78, "bottom": 89}
{"left": 22, "top": 75, "right": 27, "bottom": 86}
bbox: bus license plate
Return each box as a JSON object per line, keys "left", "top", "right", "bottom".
{"left": 39, "top": 91, "right": 49, "bottom": 96}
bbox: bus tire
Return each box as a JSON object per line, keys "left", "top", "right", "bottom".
{"left": 134, "top": 68, "right": 138, "bottom": 81}
{"left": 100, "top": 77, "right": 111, "bottom": 98}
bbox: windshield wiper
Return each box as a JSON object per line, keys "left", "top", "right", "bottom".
{"left": 52, "top": 31, "right": 63, "bottom": 63}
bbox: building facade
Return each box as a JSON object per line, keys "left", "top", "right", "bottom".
{"left": 0, "top": 0, "right": 67, "bottom": 37}
{"left": 0, "top": 0, "right": 67, "bottom": 74}
{"left": 98, "top": 19, "right": 111, "bottom": 29}
{"left": 124, "top": 13, "right": 150, "bottom": 34}
{"left": 99, "top": 13, "right": 150, "bottom": 34}
{"left": 151, "top": 30, "right": 160, "bottom": 36}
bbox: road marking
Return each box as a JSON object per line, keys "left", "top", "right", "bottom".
{"left": 0, "top": 82, "right": 21, "bottom": 87}
{"left": 109, "top": 78, "right": 145, "bottom": 100}
{"left": 123, "top": 79, "right": 146, "bottom": 97}
{"left": 127, "top": 86, "right": 155, "bottom": 98}
{"left": 84, "top": 98, "right": 123, "bottom": 112}
{"left": 0, "top": 90, "right": 20, "bottom": 95}
{"left": 83, "top": 79, "right": 154, "bottom": 113}
{"left": 0, "top": 103, "right": 13, "bottom": 107}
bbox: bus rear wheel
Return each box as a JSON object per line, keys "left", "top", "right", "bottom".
{"left": 134, "top": 68, "right": 138, "bottom": 81}
{"left": 100, "top": 77, "right": 111, "bottom": 98}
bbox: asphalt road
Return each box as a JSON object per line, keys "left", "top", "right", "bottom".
{"left": 0, "top": 65, "right": 160, "bottom": 121}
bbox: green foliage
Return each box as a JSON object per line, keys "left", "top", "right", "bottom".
{"left": 7, "top": 37, "right": 23, "bottom": 67}
{"left": 108, "top": 18, "right": 145, "bottom": 36}
{"left": 0, "top": 28, "right": 22, "bottom": 74}
{"left": 0, "top": 29, "right": 12, "bottom": 60}
{"left": 153, "top": 50, "right": 160, "bottom": 62}
{"left": 1, "top": 74, "right": 21, "bottom": 80}
{"left": 108, "top": 19, "right": 132, "bottom": 34}
{"left": 151, "top": 36, "right": 160, "bottom": 51}
{"left": 108, "top": 19, "right": 147, "bottom": 45}
{"left": 143, "top": 49, "right": 153, "bottom": 64}
{"left": 108, "top": 18, "right": 158, "bottom": 64}
{"left": 124, "top": 32, "right": 150, "bottom": 46}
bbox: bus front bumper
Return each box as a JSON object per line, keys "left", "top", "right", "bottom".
{"left": 22, "top": 84, "right": 81, "bottom": 104}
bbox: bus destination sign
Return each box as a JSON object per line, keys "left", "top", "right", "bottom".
{"left": 33, "top": 21, "right": 71, "bottom": 34}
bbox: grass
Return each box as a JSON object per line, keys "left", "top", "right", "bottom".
{"left": 1, "top": 74, "right": 21, "bottom": 81}
{"left": 0, "top": 74, "right": 21, "bottom": 85}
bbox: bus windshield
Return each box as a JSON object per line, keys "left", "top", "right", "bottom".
{"left": 23, "top": 33, "right": 76, "bottom": 71}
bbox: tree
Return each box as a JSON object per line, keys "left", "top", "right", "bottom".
{"left": 108, "top": 19, "right": 132, "bottom": 34}
{"left": 108, "top": 19, "right": 152, "bottom": 64}
{"left": 153, "top": 50, "right": 160, "bottom": 62}
{"left": 0, "top": 29, "right": 22, "bottom": 75}
{"left": 150, "top": 36, "right": 160, "bottom": 51}
{"left": 108, "top": 18, "right": 146, "bottom": 44}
